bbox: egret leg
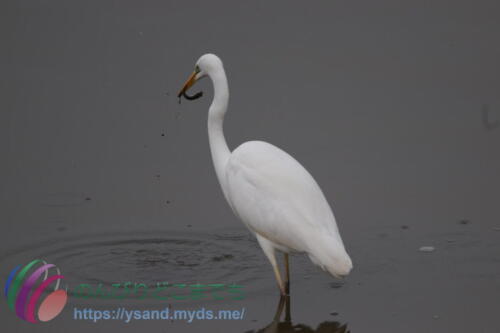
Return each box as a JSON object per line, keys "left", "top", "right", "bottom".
{"left": 284, "top": 253, "right": 290, "bottom": 295}
{"left": 256, "top": 234, "right": 286, "bottom": 295}
{"left": 284, "top": 295, "right": 291, "bottom": 323}
{"left": 261, "top": 296, "right": 286, "bottom": 332}
{"left": 273, "top": 295, "right": 286, "bottom": 321}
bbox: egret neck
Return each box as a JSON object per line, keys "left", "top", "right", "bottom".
{"left": 207, "top": 66, "right": 231, "bottom": 198}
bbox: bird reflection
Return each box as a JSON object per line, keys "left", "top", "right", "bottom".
{"left": 246, "top": 296, "right": 350, "bottom": 333}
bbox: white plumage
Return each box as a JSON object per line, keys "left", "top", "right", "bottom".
{"left": 178, "top": 53, "right": 352, "bottom": 295}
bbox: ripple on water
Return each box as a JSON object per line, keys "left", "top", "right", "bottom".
{"left": 0, "top": 230, "right": 266, "bottom": 294}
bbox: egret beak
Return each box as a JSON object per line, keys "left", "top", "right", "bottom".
{"left": 177, "top": 71, "right": 203, "bottom": 103}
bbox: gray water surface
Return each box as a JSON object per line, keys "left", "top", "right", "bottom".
{"left": 1, "top": 1, "right": 499, "bottom": 332}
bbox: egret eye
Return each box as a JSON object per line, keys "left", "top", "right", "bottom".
{"left": 195, "top": 65, "right": 200, "bottom": 73}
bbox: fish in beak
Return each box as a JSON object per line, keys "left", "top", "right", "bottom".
{"left": 177, "top": 70, "right": 203, "bottom": 103}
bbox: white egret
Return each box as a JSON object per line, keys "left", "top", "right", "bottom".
{"left": 177, "top": 54, "right": 352, "bottom": 295}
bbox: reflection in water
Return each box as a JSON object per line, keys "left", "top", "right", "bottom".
{"left": 248, "top": 296, "right": 350, "bottom": 333}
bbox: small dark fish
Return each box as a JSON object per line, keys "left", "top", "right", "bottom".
{"left": 178, "top": 91, "right": 203, "bottom": 104}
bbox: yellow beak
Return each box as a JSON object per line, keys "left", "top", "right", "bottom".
{"left": 177, "top": 71, "right": 197, "bottom": 98}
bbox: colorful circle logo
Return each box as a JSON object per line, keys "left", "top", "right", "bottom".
{"left": 4, "top": 259, "right": 67, "bottom": 323}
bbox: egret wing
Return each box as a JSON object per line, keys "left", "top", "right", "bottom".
{"left": 225, "top": 141, "right": 343, "bottom": 252}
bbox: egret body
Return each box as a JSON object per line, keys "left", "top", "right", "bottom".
{"left": 178, "top": 54, "right": 352, "bottom": 295}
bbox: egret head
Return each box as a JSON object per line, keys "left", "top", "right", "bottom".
{"left": 177, "top": 53, "right": 223, "bottom": 102}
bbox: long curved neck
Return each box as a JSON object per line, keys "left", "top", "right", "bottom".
{"left": 207, "top": 67, "right": 231, "bottom": 197}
